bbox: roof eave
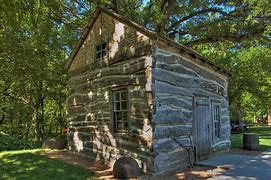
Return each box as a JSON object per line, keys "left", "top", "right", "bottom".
{"left": 64, "top": 7, "right": 102, "bottom": 69}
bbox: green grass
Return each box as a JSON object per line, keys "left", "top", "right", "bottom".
{"left": 231, "top": 125, "right": 271, "bottom": 151}
{"left": 0, "top": 149, "right": 98, "bottom": 180}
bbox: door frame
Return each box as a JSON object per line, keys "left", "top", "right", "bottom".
{"left": 192, "top": 95, "right": 212, "bottom": 161}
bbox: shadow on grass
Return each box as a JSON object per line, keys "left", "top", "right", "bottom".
{"left": 0, "top": 150, "right": 97, "bottom": 180}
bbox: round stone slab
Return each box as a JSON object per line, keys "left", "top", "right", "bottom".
{"left": 42, "top": 137, "right": 65, "bottom": 149}
{"left": 113, "top": 157, "right": 141, "bottom": 178}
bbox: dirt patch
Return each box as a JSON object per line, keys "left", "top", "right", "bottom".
{"left": 43, "top": 150, "right": 226, "bottom": 180}
{"left": 44, "top": 150, "right": 114, "bottom": 179}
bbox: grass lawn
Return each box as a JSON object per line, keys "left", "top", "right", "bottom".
{"left": 0, "top": 149, "right": 98, "bottom": 180}
{"left": 231, "top": 125, "right": 271, "bottom": 151}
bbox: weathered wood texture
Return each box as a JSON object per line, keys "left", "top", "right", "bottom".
{"left": 67, "top": 53, "right": 153, "bottom": 172}
{"left": 151, "top": 47, "right": 231, "bottom": 175}
{"left": 69, "top": 12, "right": 150, "bottom": 70}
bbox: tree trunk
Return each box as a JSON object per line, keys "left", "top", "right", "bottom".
{"left": 268, "top": 105, "right": 271, "bottom": 126}
{"left": 34, "top": 81, "right": 45, "bottom": 141}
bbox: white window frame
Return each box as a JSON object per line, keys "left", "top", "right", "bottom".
{"left": 112, "top": 90, "right": 129, "bottom": 133}
{"left": 95, "top": 42, "right": 107, "bottom": 61}
{"left": 212, "top": 102, "right": 221, "bottom": 141}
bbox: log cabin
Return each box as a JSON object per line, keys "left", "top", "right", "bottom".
{"left": 65, "top": 6, "right": 231, "bottom": 175}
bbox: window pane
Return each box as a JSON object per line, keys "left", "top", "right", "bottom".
{"left": 121, "top": 92, "right": 127, "bottom": 100}
{"left": 112, "top": 89, "right": 128, "bottom": 133}
{"left": 101, "top": 50, "right": 106, "bottom": 58}
{"left": 102, "top": 42, "right": 106, "bottom": 49}
{"left": 96, "top": 52, "right": 101, "bottom": 60}
{"left": 117, "top": 122, "right": 122, "bottom": 131}
{"left": 95, "top": 43, "right": 107, "bottom": 61}
{"left": 117, "top": 112, "right": 122, "bottom": 120}
{"left": 124, "top": 122, "right": 129, "bottom": 130}
{"left": 121, "top": 101, "right": 127, "bottom": 110}
{"left": 114, "top": 92, "right": 120, "bottom": 101}
{"left": 114, "top": 112, "right": 118, "bottom": 120}
{"left": 115, "top": 102, "right": 120, "bottom": 110}
{"left": 213, "top": 104, "right": 220, "bottom": 138}
{"left": 96, "top": 44, "right": 101, "bottom": 51}
{"left": 122, "top": 112, "right": 127, "bottom": 120}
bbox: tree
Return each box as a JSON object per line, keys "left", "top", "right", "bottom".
{"left": 0, "top": 0, "right": 269, "bottom": 141}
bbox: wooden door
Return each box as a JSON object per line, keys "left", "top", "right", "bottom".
{"left": 194, "top": 97, "right": 211, "bottom": 161}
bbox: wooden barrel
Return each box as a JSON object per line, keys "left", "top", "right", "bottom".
{"left": 243, "top": 133, "right": 259, "bottom": 151}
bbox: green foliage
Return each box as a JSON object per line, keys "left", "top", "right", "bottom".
{"left": 231, "top": 126, "right": 271, "bottom": 151}
{"left": 0, "top": 0, "right": 76, "bottom": 140}
{"left": 0, "top": 149, "right": 98, "bottom": 180}
{"left": 0, "top": 0, "right": 270, "bottom": 141}
{"left": 0, "top": 132, "right": 41, "bottom": 151}
{"left": 195, "top": 41, "right": 271, "bottom": 122}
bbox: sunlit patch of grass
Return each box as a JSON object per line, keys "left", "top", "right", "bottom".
{"left": 0, "top": 149, "right": 98, "bottom": 180}
{"left": 231, "top": 125, "right": 271, "bottom": 151}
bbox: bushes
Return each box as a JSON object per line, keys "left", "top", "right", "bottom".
{"left": 0, "top": 132, "right": 41, "bottom": 151}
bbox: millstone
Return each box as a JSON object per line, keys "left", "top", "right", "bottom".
{"left": 243, "top": 133, "right": 259, "bottom": 151}
{"left": 42, "top": 137, "right": 65, "bottom": 149}
{"left": 112, "top": 157, "right": 141, "bottom": 178}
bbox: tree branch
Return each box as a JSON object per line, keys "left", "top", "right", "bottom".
{"left": 143, "top": 0, "right": 153, "bottom": 26}
{"left": 185, "top": 28, "right": 266, "bottom": 46}
{"left": 156, "top": 0, "right": 176, "bottom": 33}
{"left": 167, "top": 8, "right": 234, "bottom": 32}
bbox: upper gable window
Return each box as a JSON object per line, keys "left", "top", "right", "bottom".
{"left": 95, "top": 42, "right": 107, "bottom": 61}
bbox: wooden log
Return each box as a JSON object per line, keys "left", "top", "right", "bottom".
{"left": 69, "top": 45, "right": 151, "bottom": 77}
{"left": 67, "top": 105, "right": 85, "bottom": 115}
{"left": 153, "top": 148, "right": 188, "bottom": 172}
{"left": 153, "top": 136, "right": 193, "bottom": 155}
{"left": 153, "top": 160, "right": 189, "bottom": 175}
{"left": 68, "top": 121, "right": 94, "bottom": 127}
{"left": 220, "top": 116, "right": 230, "bottom": 124}
{"left": 70, "top": 75, "right": 146, "bottom": 92}
{"left": 68, "top": 58, "right": 146, "bottom": 86}
{"left": 67, "top": 113, "right": 88, "bottom": 122}
{"left": 153, "top": 68, "right": 226, "bottom": 96}
{"left": 153, "top": 49, "right": 228, "bottom": 87}
{"left": 130, "top": 113, "right": 148, "bottom": 120}
{"left": 211, "top": 140, "right": 231, "bottom": 152}
{"left": 85, "top": 101, "right": 110, "bottom": 111}
{"left": 153, "top": 81, "right": 194, "bottom": 97}
{"left": 154, "top": 96, "right": 192, "bottom": 110}
{"left": 220, "top": 124, "right": 231, "bottom": 137}
{"left": 156, "top": 63, "right": 200, "bottom": 78}
{"left": 153, "top": 125, "right": 192, "bottom": 140}
{"left": 153, "top": 108, "right": 192, "bottom": 125}
{"left": 66, "top": 93, "right": 89, "bottom": 106}
{"left": 67, "top": 131, "right": 95, "bottom": 142}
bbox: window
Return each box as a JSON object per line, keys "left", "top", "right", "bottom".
{"left": 212, "top": 104, "right": 220, "bottom": 139}
{"left": 95, "top": 42, "right": 107, "bottom": 61}
{"left": 112, "top": 90, "right": 128, "bottom": 133}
